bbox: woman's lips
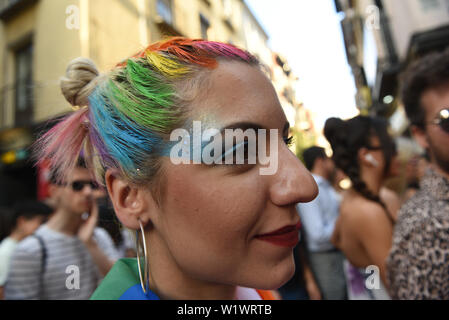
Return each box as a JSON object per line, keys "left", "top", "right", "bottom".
{"left": 255, "top": 222, "right": 301, "bottom": 248}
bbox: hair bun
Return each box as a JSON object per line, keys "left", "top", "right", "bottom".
{"left": 60, "top": 57, "right": 100, "bottom": 107}
{"left": 324, "top": 117, "right": 346, "bottom": 146}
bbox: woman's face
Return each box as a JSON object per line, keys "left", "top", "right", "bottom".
{"left": 149, "top": 61, "right": 318, "bottom": 291}
{"left": 366, "top": 135, "right": 395, "bottom": 179}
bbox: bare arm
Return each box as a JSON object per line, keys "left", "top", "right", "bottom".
{"left": 302, "top": 263, "right": 322, "bottom": 300}
{"left": 297, "top": 235, "right": 321, "bottom": 300}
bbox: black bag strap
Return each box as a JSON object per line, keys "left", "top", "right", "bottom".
{"left": 32, "top": 234, "right": 47, "bottom": 298}
{"left": 32, "top": 234, "right": 47, "bottom": 272}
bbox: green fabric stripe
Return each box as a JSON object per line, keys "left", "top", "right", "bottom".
{"left": 90, "top": 258, "right": 140, "bottom": 300}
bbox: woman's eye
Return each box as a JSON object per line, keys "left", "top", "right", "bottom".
{"left": 217, "top": 136, "right": 294, "bottom": 165}
{"left": 206, "top": 135, "right": 294, "bottom": 167}
{"left": 221, "top": 140, "right": 251, "bottom": 164}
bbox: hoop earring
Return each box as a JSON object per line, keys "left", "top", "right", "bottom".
{"left": 136, "top": 219, "right": 150, "bottom": 296}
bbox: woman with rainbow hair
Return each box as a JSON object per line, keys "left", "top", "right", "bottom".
{"left": 35, "top": 38, "right": 318, "bottom": 300}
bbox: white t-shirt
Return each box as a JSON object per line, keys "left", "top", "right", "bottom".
{"left": 4, "top": 225, "right": 119, "bottom": 300}
{"left": 117, "top": 228, "right": 136, "bottom": 257}
{"left": 0, "top": 237, "right": 18, "bottom": 286}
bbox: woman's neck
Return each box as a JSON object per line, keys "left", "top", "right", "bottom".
{"left": 8, "top": 230, "right": 26, "bottom": 241}
{"left": 359, "top": 168, "right": 383, "bottom": 196}
{"left": 46, "top": 209, "right": 83, "bottom": 236}
{"left": 145, "top": 232, "right": 238, "bottom": 300}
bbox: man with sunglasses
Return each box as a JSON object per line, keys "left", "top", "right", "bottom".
{"left": 4, "top": 158, "right": 119, "bottom": 300}
{"left": 387, "top": 48, "right": 449, "bottom": 300}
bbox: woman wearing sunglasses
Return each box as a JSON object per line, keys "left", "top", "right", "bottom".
{"left": 324, "top": 115, "right": 396, "bottom": 300}
{"left": 34, "top": 38, "right": 318, "bottom": 300}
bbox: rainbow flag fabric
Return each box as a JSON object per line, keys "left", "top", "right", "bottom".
{"left": 90, "top": 258, "right": 276, "bottom": 300}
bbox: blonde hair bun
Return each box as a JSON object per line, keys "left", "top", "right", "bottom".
{"left": 60, "top": 57, "right": 101, "bottom": 107}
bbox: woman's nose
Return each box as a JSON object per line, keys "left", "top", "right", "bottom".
{"left": 269, "top": 146, "right": 318, "bottom": 206}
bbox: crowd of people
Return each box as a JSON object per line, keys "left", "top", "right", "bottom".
{"left": 0, "top": 159, "right": 136, "bottom": 299}
{"left": 287, "top": 47, "right": 449, "bottom": 300}
{"left": 0, "top": 38, "right": 448, "bottom": 300}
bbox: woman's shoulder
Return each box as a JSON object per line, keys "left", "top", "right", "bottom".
{"left": 341, "top": 193, "right": 389, "bottom": 225}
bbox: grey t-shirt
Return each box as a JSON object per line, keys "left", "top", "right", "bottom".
{"left": 4, "top": 225, "right": 119, "bottom": 300}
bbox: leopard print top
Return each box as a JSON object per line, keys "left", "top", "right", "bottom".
{"left": 387, "top": 169, "right": 449, "bottom": 299}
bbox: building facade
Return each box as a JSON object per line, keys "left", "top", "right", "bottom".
{"left": 0, "top": 0, "right": 273, "bottom": 128}
{"left": 335, "top": 0, "right": 449, "bottom": 120}
{"left": 0, "top": 0, "right": 303, "bottom": 203}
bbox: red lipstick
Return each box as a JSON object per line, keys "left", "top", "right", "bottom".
{"left": 255, "top": 222, "right": 301, "bottom": 248}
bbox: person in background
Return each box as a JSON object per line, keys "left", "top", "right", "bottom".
{"left": 297, "top": 146, "right": 347, "bottom": 300}
{"left": 330, "top": 151, "right": 401, "bottom": 222}
{"left": 330, "top": 168, "right": 347, "bottom": 196}
{"left": 278, "top": 223, "right": 322, "bottom": 300}
{"left": 0, "top": 201, "right": 53, "bottom": 299}
{"left": 95, "top": 187, "right": 136, "bottom": 258}
{"left": 120, "top": 228, "right": 137, "bottom": 258}
{"left": 379, "top": 188, "right": 400, "bottom": 222}
{"left": 325, "top": 116, "right": 396, "bottom": 300}
{"left": 380, "top": 143, "right": 401, "bottom": 222}
{"left": 387, "top": 49, "right": 449, "bottom": 300}
{"left": 4, "top": 159, "right": 120, "bottom": 300}
{"left": 402, "top": 153, "right": 429, "bottom": 204}
{"left": 0, "top": 208, "right": 13, "bottom": 244}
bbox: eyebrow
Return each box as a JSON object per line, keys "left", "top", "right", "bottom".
{"left": 219, "top": 121, "right": 290, "bottom": 135}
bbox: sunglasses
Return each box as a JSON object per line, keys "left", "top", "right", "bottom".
{"left": 366, "top": 145, "right": 383, "bottom": 151}
{"left": 428, "top": 109, "right": 449, "bottom": 133}
{"left": 70, "top": 180, "right": 99, "bottom": 192}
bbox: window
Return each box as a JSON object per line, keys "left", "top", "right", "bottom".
{"left": 14, "top": 42, "right": 33, "bottom": 126}
{"left": 200, "top": 14, "right": 210, "bottom": 40}
{"left": 157, "top": 0, "right": 173, "bottom": 25}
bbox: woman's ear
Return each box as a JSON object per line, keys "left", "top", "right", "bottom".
{"left": 48, "top": 183, "right": 61, "bottom": 207}
{"left": 358, "top": 147, "right": 377, "bottom": 167}
{"left": 358, "top": 147, "right": 369, "bottom": 166}
{"left": 105, "top": 169, "right": 152, "bottom": 230}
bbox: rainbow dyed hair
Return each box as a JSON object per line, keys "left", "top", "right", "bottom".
{"left": 35, "top": 38, "right": 259, "bottom": 186}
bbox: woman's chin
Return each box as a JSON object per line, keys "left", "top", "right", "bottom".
{"left": 252, "top": 259, "right": 296, "bottom": 290}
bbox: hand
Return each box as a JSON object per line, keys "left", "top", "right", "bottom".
{"left": 77, "top": 199, "right": 99, "bottom": 245}
{"left": 305, "top": 278, "right": 322, "bottom": 300}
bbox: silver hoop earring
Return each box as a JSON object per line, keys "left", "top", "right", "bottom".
{"left": 136, "top": 219, "right": 150, "bottom": 296}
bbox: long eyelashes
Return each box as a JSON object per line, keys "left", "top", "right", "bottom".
{"left": 284, "top": 136, "right": 294, "bottom": 147}
{"left": 215, "top": 136, "right": 295, "bottom": 166}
